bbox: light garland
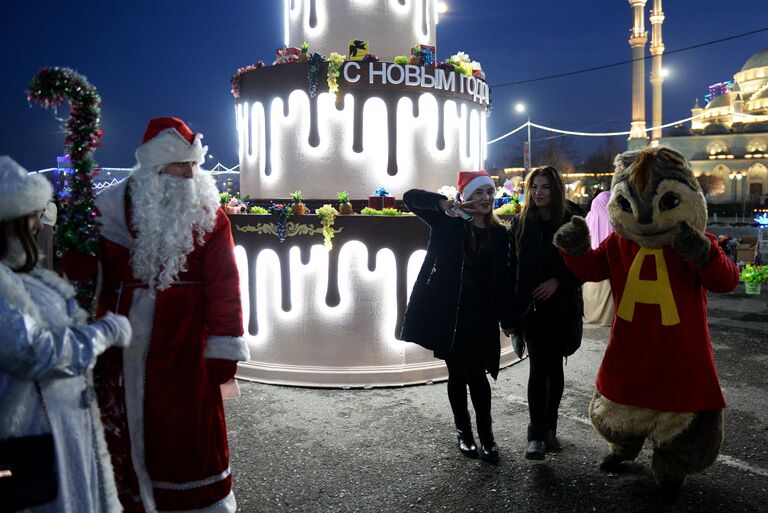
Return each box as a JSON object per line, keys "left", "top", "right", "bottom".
{"left": 28, "top": 67, "right": 102, "bottom": 306}
{"left": 489, "top": 108, "right": 768, "bottom": 146}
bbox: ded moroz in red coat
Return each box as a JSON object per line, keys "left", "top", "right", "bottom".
{"left": 69, "top": 178, "right": 250, "bottom": 513}
{"left": 560, "top": 231, "right": 738, "bottom": 413}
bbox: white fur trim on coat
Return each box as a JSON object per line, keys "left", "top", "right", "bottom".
{"left": 123, "top": 288, "right": 159, "bottom": 513}
{"left": 204, "top": 336, "right": 250, "bottom": 361}
{"left": 95, "top": 179, "right": 134, "bottom": 250}
{"left": 0, "top": 263, "right": 85, "bottom": 327}
{"left": 135, "top": 129, "right": 207, "bottom": 169}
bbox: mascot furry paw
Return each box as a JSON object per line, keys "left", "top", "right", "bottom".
{"left": 553, "top": 146, "right": 739, "bottom": 499}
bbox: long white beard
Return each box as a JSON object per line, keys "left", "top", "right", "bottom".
{"left": 1, "top": 236, "right": 28, "bottom": 271}
{"left": 129, "top": 168, "right": 220, "bottom": 290}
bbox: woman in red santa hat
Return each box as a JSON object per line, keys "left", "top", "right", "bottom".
{"left": 401, "top": 170, "right": 513, "bottom": 463}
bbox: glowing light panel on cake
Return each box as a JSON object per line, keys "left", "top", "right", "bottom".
{"left": 237, "top": 241, "right": 406, "bottom": 353}
{"left": 287, "top": 0, "right": 436, "bottom": 61}
{"left": 237, "top": 89, "right": 486, "bottom": 198}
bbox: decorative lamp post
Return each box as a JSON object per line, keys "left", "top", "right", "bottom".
{"left": 515, "top": 103, "right": 531, "bottom": 175}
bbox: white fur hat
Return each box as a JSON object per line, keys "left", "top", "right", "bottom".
{"left": 134, "top": 117, "right": 207, "bottom": 170}
{"left": 0, "top": 156, "right": 53, "bottom": 222}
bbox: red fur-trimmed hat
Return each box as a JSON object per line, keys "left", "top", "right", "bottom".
{"left": 134, "top": 117, "right": 207, "bottom": 169}
{"left": 142, "top": 117, "right": 195, "bottom": 144}
{"left": 457, "top": 170, "right": 494, "bottom": 200}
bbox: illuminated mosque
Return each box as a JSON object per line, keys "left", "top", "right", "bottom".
{"left": 626, "top": 0, "right": 768, "bottom": 205}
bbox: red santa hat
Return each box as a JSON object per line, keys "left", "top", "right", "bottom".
{"left": 0, "top": 156, "right": 53, "bottom": 222}
{"left": 134, "top": 117, "right": 207, "bottom": 169}
{"left": 457, "top": 170, "right": 494, "bottom": 200}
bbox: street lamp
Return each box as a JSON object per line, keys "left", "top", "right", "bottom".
{"left": 515, "top": 103, "right": 532, "bottom": 174}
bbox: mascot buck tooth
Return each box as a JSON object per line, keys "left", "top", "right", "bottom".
{"left": 553, "top": 146, "right": 739, "bottom": 498}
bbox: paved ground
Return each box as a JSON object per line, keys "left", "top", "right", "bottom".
{"left": 225, "top": 284, "right": 768, "bottom": 513}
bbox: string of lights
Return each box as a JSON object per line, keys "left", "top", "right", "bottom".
{"left": 487, "top": 107, "right": 768, "bottom": 145}
{"left": 487, "top": 112, "right": 708, "bottom": 145}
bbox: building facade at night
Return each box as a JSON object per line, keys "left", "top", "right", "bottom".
{"left": 660, "top": 48, "right": 768, "bottom": 206}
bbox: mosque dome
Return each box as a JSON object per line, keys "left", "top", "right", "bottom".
{"left": 741, "top": 48, "right": 768, "bottom": 72}
{"left": 705, "top": 92, "right": 731, "bottom": 109}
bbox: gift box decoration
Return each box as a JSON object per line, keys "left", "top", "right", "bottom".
{"left": 368, "top": 187, "right": 395, "bottom": 210}
{"left": 368, "top": 196, "right": 396, "bottom": 210}
{"left": 348, "top": 40, "right": 369, "bottom": 61}
{"left": 274, "top": 47, "right": 302, "bottom": 65}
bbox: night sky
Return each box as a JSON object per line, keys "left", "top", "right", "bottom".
{"left": 1, "top": 0, "right": 765, "bottom": 172}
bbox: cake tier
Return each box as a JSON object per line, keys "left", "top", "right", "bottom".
{"left": 236, "top": 61, "right": 490, "bottom": 199}
{"left": 285, "top": 0, "right": 437, "bottom": 62}
{"left": 230, "top": 213, "right": 519, "bottom": 387}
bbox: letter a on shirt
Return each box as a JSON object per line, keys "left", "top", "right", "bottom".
{"left": 616, "top": 248, "right": 680, "bottom": 326}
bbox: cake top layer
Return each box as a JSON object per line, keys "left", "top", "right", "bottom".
{"left": 286, "top": 0, "right": 437, "bottom": 62}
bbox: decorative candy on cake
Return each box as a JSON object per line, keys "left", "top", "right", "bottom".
{"left": 275, "top": 47, "right": 302, "bottom": 65}
{"left": 337, "top": 191, "right": 354, "bottom": 215}
{"left": 290, "top": 190, "right": 307, "bottom": 215}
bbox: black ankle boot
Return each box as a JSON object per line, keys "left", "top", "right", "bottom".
{"left": 455, "top": 429, "right": 478, "bottom": 458}
{"left": 545, "top": 429, "right": 562, "bottom": 452}
{"left": 525, "top": 440, "right": 545, "bottom": 460}
{"left": 476, "top": 415, "right": 499, "bottom": 463}
{"left": 479, "top": 436, "right": 499, "bottom": 464}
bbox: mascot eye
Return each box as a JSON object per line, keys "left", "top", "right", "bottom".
{"left": 660, "top": 192, "right": 680, "bottom": 211}
{"left": 617, "top": 196, "right": 633, "bottom": 213}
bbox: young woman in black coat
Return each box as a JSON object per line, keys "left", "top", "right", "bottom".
{"left": 401, "top": 171, "right": 513, "bottom": 463}
{"left": 508, "top": 166, "right": 583, "bottom": 460}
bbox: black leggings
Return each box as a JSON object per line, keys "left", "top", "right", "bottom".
{"left": 526, "top": 344, "right": 564, "bottom": 440}
{"left": 444, "top": 354, "right": 492, "bottom": 438}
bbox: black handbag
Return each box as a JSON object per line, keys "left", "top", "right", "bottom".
{"left": 562, "top": 286, "right": 584, "bottom": 358}
{"left": 510, "top": 301, "right": 533, "bottom": 360}
{"left": 0, "top": 384, "right": 58, "bottom": 512}
{"left": 510, "top": 322, "right": 526, "bottom": 359}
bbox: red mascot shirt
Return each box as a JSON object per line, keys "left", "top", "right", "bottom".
{"left": 561, "top": 232, "right": 738, "bottom": 412}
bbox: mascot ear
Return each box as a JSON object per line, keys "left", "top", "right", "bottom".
{"left": 554, "top": 216, "right": 591, "bottom": 256}
{"left": 672, "top": 221, "right": 713, "bottom": 268}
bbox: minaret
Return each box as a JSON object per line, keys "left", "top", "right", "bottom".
{"left": 649, "top": 0, "right": 665, "bottom": 141}
{"left": 691, "top": 98, "right": 704, "bottom": 131}
{"left": 628, "top": 0, "right": 648, "bottom": 149}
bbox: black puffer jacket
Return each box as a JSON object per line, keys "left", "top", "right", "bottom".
{"left": 510, "top": 208, "right": 583, "bottom": 357}
{"left": 400, "top": 189, "right": 514, "bottom": 378}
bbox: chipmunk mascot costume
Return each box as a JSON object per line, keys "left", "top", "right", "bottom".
{"left": 553, "top": 146, "right": 739, "bottom": 498}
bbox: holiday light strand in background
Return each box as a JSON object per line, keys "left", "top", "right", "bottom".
{"left": 487, "top": 112, "right": 714, "bottom": 145}
{"left": 27, "top": 67, "right": 102, "bottom": 306}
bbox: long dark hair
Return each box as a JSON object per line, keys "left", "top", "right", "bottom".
{"left": 463, "top": 210, "right": 504, "bottom": 255}
{"left": 0, "top": 215, "right": 39, "bottom": 273}
{"left": 515, "top": 166, "right": 566, "bottom": 253}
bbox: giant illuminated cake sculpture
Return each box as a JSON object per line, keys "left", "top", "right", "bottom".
{"left": 231, "top": 0, "right": 514, "bottom": 387}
